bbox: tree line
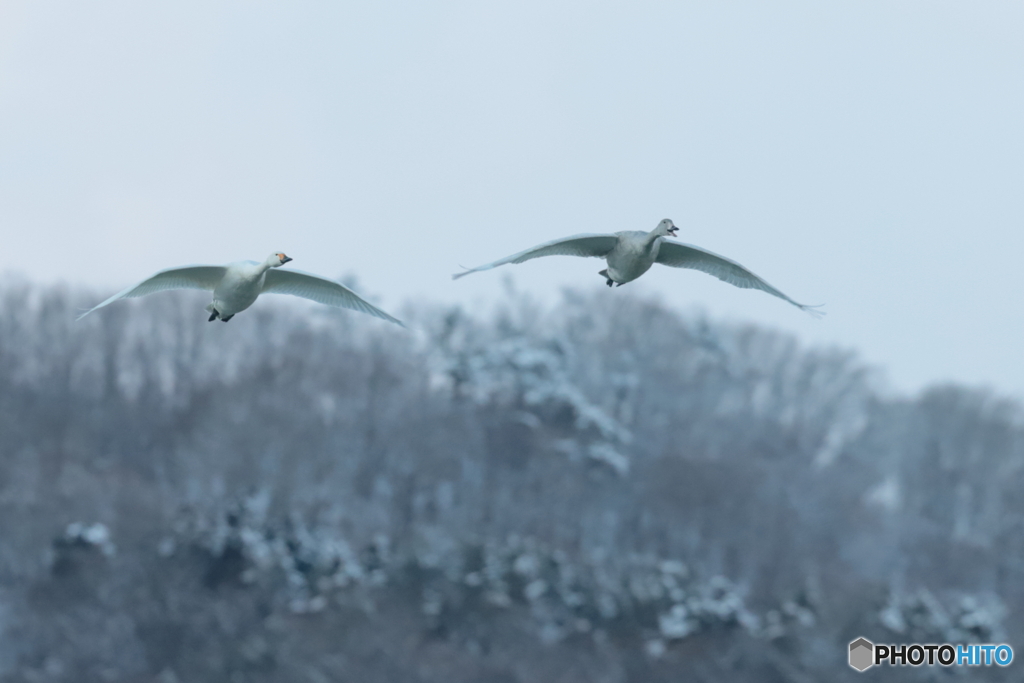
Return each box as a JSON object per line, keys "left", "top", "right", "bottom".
{"left": 0, "top": 279, "right": 1020, "bottom": 682}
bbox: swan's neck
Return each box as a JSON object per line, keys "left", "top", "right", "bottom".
{"left": 642, "top": 230, "right": 663, "bottom": 249}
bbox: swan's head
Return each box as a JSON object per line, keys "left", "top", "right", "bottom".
{"left": 655, "top": 219, "right": 679, "bottom": 238}
{"left": 268, "top": 252, "right": 293, "bottom": 267}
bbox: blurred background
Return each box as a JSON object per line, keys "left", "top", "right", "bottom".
{"left": 1, "top": 2, "right": 1023, "bottom": 681}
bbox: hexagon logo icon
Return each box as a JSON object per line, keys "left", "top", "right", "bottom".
{"left": 849, "top": 637, "right": 874, "bottom": 671}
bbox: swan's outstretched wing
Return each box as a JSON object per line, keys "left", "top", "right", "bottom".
{"left": 656, "top": 241, "right": 824, "bottom": 317}
{"left": 452, "top": 234, "right": 619, "bottom": 280}
{"left": 262, "top": 268, "right": 404, "bottom": 327}
{"left": 77, "top": 265, "right": 226, "bottom": 320}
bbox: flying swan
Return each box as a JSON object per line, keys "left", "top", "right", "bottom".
{"left": 78, "top": 252, "right": 404, "bottom": 326}
{"left": 453, "top": 219, "right": 823, "bottom": 317}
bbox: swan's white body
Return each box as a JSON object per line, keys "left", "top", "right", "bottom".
{"left": 454, "top": 219, "right": 823, "bottom": 317}
{"left": 78, "top": 253, "right": 404, "bottom": 326}
{"left": 603, "top": 230, "right": 664, "bottom": 284}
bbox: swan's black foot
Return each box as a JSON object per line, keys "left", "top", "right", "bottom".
{"left": 606, "top": 279, "right": 614, "bottom": 287}
{"left": 208, "top": 311, "right": 218, "bottom": 322}
{"left": 220, "top": 314, "right": 234, "bottom": 322}
{"left": 615, "top": 282, "right": 623, "bottom": 287}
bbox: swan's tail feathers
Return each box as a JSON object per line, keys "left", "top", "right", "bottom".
{"left": 452, "top": 266, "right": 473, "bottom": 281}
{"left": 799, "top": 304, "right": 826, "bottom": 320}
{"left": 75, "top": 308, "right": 94, "bottom": 321}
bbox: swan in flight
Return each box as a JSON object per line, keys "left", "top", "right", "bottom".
{"left": 78, "top": 252, "right": 404, "bottom": 326}
{"left": 453, "top": 219, "right": 823, "bottom": 317}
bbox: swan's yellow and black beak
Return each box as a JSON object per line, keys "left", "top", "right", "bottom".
{"left": 668, "top": 226, "right": 679, "bottom": 236}
{"left": 280, "top": 255, "right": 293, "bottom": 264}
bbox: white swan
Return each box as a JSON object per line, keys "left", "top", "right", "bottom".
{"left": 453, "top": 219, "right": 823, "bottom": 317}
{"left": 78, "top": 252, "right": 404, "bottom": 326}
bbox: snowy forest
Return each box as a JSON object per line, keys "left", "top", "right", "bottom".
{"left": 1, "top": 278, "right": 1021, "bottom": 683}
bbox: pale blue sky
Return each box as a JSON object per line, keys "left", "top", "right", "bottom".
{"left": 2, "top": 2, "right": 1022, "bottom": 397}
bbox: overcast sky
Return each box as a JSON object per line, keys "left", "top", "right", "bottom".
{"left": 1, "top": 2, "right": 1022, "bottom": 398}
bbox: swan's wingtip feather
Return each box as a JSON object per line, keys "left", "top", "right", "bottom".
{"left": 801, "top": 304, "right": 826, "bottom": 320}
